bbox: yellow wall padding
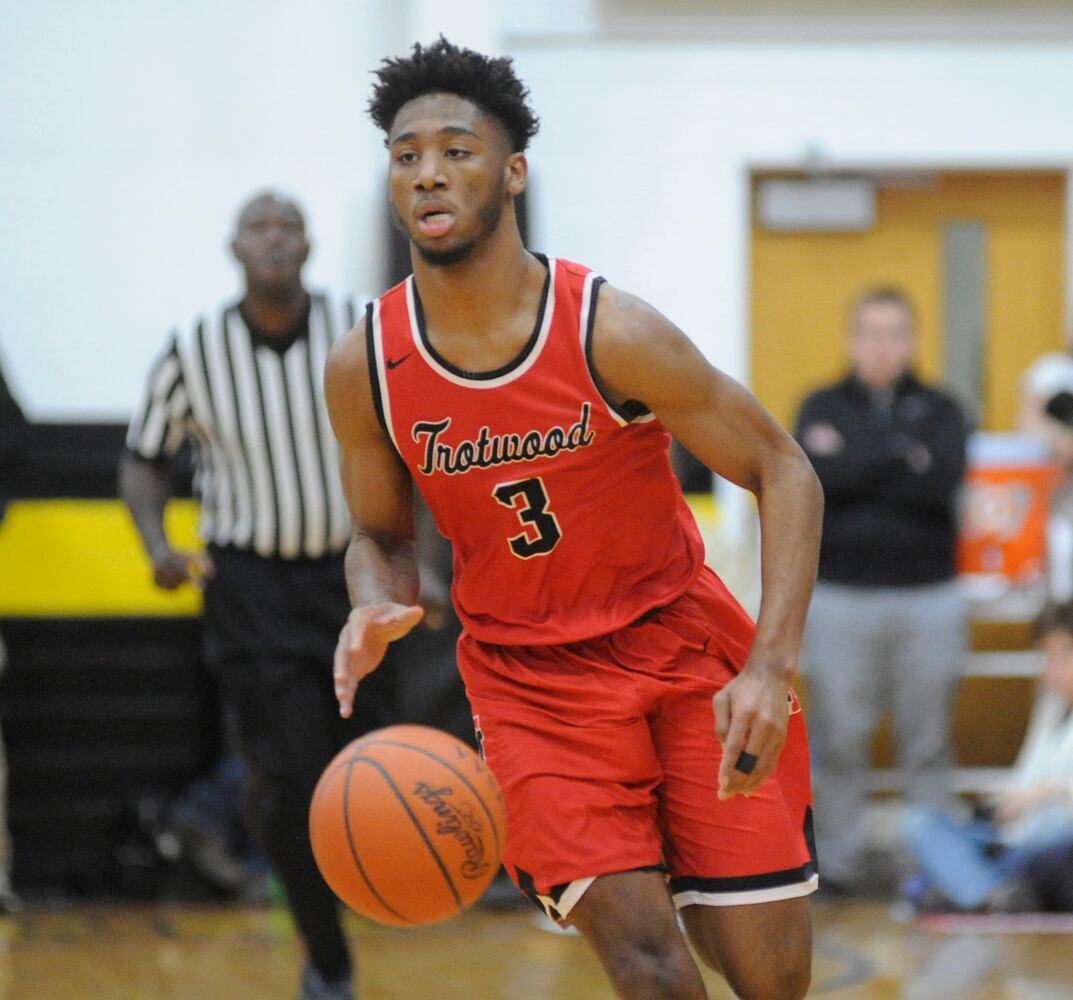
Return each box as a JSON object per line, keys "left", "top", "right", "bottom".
{"left": 0, "top": 500, "right": 203, "bottom": 617}
{"left": 0, "top": 494, "right": 720, "bottom": 618}
{"left": 751, "top": 170, "right": 1066, "bottom": 432}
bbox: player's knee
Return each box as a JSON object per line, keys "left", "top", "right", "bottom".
{"left": 723, "top": 947, "right": 811, "bottom": 1000}
{"left": 602, "top": 940, "right": 706, "bottom": 1000}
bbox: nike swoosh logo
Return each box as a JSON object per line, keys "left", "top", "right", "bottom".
{"left": 386, "top": 352, "right": 413, "bottom": 370}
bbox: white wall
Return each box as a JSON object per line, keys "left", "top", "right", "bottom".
{"left": 5, "top": 0, "right": 1073, "bottom": 421}
{"left": 505, "top": 31, "right": 1073, "bottom": 544}
{"left": 0, "top": 0, "right": 397, "bottom": 419}
{"left": 512, "top": 41, "right": 1073, "bottom": 385}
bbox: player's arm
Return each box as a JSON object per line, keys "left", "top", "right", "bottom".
{"left": 591, "top": 286, "right": 823, "bottom": 799}
{"left": 324, "top": 317, "right": 424, "bottom": 717}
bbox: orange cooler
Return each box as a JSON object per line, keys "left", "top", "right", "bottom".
{"left": 957, "top": 433, "right": 1060, "bottom": 586}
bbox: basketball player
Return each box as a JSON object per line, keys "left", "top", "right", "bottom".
{"left": 327, "top": 40, "right": 822, "bottom": 1000}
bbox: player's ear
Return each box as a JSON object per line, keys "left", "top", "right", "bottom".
{"left": 505, "top": 152, "right": 527, "bottom": 197}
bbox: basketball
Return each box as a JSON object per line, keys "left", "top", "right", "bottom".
{"left": 308, "top": 724, "right": 508, "bottom": 927}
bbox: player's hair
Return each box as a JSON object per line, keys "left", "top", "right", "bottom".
{"left": 851, "top": 286, "right": 918, "bottom": 326}
{"left": 1034, "top": 602, "right": 1073, "bottom": 641}
{"left": 368, "top": 37, "right": 540, "bottom": 152}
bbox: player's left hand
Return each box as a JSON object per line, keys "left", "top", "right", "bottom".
{"left": 713, "top": 662, "right": 793, "bottom": 799}
{"left": 334, "top": 603, "right": 424, "bottom": 718}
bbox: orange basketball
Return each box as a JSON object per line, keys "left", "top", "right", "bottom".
{"left": 309, "top": 724, "right": 507, "bottom": 927}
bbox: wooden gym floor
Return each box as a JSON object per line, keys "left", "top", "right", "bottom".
{"left": 0, "top": 898, "right": 1070, "bottom": 999}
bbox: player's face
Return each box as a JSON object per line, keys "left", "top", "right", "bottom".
{"left": 387, "top": 93, "right": 522, "bottom": 267}
{"left": 1040, "top": 629, "right": 1073, "bottom": 707}
{"left": 231, "top": 196, "right": 309, "bottom": 295}
{"left": 850, "top": 301, "right": 916, "bottom": 389}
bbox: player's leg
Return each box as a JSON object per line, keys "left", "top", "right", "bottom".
{"left": 458, "top": 636, "right": 700, "bottom": 996}
{"left": 569, "top": 870, "right": 708, "bottom": 1000}
{"left": 656, "top": 699, "right": 816, "bottom": 999}
{"left": 643, "top": 574, "right": 817, "bottom": 999}
{"left": 680, "top": 897, "right": 812, "bottom": 1000}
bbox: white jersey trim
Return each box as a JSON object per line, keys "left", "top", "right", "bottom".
{"left": 536, "top": 876, "right": 596, "bottom": 923}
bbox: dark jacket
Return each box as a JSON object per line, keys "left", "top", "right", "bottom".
{"left": 794, "top": 372, "right": 968, "bottom": 587}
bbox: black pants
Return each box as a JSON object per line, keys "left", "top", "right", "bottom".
{"left": 212, "top": 648, "right": 397, "bottom": 982}
{"left": 200, "top": 547, "right": 471, "bottom": 980}
{"left": 202, "top": 547, "right": 398, "bottom": 982}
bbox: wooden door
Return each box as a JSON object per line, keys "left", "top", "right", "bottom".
{"left": 750, "top": 171, "right": 1066, "bottom": 431}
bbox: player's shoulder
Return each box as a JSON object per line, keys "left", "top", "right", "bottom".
{"left": 590, "top": 280, "right": 679, "bottom": 350}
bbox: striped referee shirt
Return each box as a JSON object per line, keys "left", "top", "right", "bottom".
{"left": 126, "top": 292, "right": 356, "bottom": 560}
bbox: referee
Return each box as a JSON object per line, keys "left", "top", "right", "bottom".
{"left": 120, "top": 191, "right": 389, "bottom": 1000}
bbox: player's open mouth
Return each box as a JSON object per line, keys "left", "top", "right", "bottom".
{"left": 416, "top": 207, "right": 455, "bottom": 238}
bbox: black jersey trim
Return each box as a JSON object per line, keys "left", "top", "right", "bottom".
{"left": 364, "top": 301, "right": 391, "bottom": 443}
{"left": 410, "top": 254, "right": 552, "bottom": 381}
{"left": 582, "top": 277, "right": 652, "bottom": 422}
{"left": 668, "top": 861, "right": 818, "bottom": 896}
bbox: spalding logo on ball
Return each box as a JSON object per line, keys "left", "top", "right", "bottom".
{"left": 309, "top": 724, "right": 507, "bottom": 927}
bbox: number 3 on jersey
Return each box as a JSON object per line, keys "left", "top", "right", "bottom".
{"left": 492, "top": 477, "right": 562, "bottom": 559}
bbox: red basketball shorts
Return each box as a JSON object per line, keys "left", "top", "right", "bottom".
{"left": 457, "top": 566, "right": 817, "bottom": 922}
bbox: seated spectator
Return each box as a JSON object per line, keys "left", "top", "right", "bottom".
{"left": 902, "top": 603, "right": 1073, "bottom": 912}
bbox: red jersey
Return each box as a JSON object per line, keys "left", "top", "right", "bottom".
{"left": 367, "top": 256, "right": 705, "bottom": 645}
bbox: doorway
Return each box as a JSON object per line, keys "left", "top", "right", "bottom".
{"left": 750, "top": 170, "right": 1066, "bottom": 431}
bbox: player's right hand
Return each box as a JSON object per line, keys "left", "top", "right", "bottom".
{"left": 151, "top": 545, "right": 214, "bottom": 590}
{"left": 334, "top": 603, "right": 424, "bottom": 718}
